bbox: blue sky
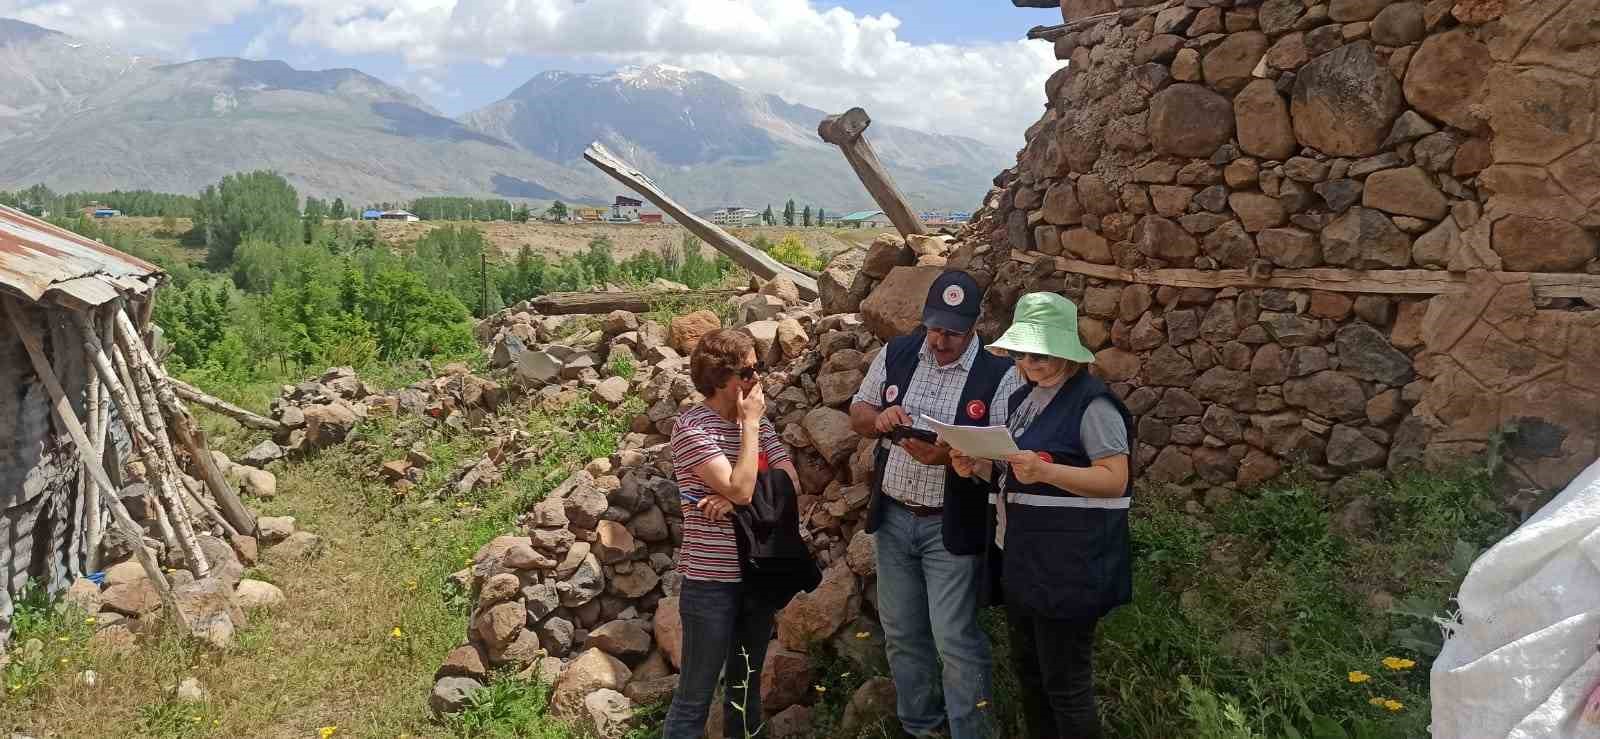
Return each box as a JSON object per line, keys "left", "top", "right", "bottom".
{"left": 4, "top": 1, "right": 1060, "bottom": 145}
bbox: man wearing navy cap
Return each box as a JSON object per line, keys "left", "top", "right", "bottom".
{"left": 850, "top": 270, "right": 1020, "bottom": 738}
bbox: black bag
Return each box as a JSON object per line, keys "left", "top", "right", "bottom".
{"left": 732, "top": 469, "right": 822, "bottom": 608}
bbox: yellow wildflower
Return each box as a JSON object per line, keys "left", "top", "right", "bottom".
{"left": 1383, "top": 699, "right": 1404, "bottom": 712}
{"left": 85, "top": 617, "right": 96, "bottom": 625}
{"left": 1381, "top": 656, "right": 1417, "bottom": 671}
{"left": 854, "top": 631, "right": 870, "bottom": 639}
{"left": 814, "top": 685, "right": 827, "bottom": 694}
{"left": 320, "top": 727, "right": 339, "bottom": 739}
{"left": 391, "top": 627, "right": 404, "bottom": 639}
{"left": 57, "top": 636, "right": 68, "bottom": 642}
{"left": 976, "top": 699, "right": 990, "bottom": 710}
{"left": 1348, "top": 671, "right": 1371, "bottom": 684}
{"left": 1369, "top": 697, "right": 1387, "bottom": 707}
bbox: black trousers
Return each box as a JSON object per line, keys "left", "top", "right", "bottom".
{"left": 1006, "top": 608, "right": 1101, "bottom": 739}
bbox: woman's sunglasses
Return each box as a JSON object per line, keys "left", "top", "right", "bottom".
{"left": 737, "top": 363, "right": 767, "bottom": 380}
{"left": 1012, "top": 351, "right": 1055, "bottom": 363}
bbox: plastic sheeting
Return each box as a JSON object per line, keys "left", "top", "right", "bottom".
{"left": 1431, "top": 459, "right": 1600, "bottom": 738}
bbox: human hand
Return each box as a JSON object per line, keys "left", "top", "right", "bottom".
{"left": 738, "top": 383, "right": 767, "bottom": 425}
{"left": 900, "top": 438, "right": 951, "bottom": 466}
{"left": 1006, "top": 452, "right": 1053, "bottom": 485}
{"left": 697, "top": 495, "right": 735, "bottom": 521}
{"left": 874, "top": 405, "right": 913, "bottom": 434}
{"left": 950, "top": 448, "right": 977, "bottom": 478}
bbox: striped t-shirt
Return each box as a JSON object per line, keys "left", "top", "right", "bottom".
{"left": 671, "top": 404, "right": 792, "bottom": 582}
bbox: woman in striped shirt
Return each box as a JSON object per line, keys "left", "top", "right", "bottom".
{"left": 664, "top": 329, "right": 799, "bottom": 739}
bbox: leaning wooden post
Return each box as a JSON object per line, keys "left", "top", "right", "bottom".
{"left": 112, "top": 309, "right": 212, "bottom": 576}
{"left": 72, "top": 310, "right": 209, "bottom": 578}
{"left": 107, "top": 339, "right": 182, "bottom": 558}
{"left": 168, "top": 378, "right": 283, "bottom": 433}
{"left": 817, "top": 107, "right": 928, "bottom": 239}
{"left": 2, "top": 298, "right": 184, "bottom": 627}
{"left": 582, "top": 142, "right": 820, "bottom": 298}
{"left": 116, "top": 310, "right": 258, "bottom": 536}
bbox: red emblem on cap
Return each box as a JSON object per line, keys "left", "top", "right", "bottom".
{"left": 966, "top": 399, "right": 987, "bottom": 420}
{"left": 1036, "top": 451, "right": 1053, "bottom": 464}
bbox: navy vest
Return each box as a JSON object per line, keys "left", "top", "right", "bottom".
{"left": 864, "top": 331, "right": 1013, "bottom": 556}
{"left": 994, "top": 370, "right": 1136, "bottom": 620}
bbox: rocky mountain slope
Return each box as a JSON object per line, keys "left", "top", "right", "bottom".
{"left": 0, "top": 19, "right": 1007, "bottom": 211}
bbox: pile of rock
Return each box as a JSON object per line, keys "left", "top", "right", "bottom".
{"left": 952, "top": 0, "right": 1600, "bottom": 494}
{"left": 67, "top": 514, "right": 313, "bottom": 656}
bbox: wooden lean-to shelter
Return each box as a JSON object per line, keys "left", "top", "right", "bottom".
{"left": 0, "top": 204, "right": 255, "bottom": 646}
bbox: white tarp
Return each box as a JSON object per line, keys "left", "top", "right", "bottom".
{"left": 1432, "top": 459, "right": 1600, "bottom": 738}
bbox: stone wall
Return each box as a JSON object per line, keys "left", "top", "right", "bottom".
{"left": 950, "top": 0, "right": 1600, "bottom": 494}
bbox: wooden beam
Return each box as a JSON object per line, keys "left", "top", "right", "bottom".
{"left": 1012, "top": 0, "right": 1061, "bottom": 7}
{"left": 1013, "top": 250, "right": 1600, "bottom": 301}
{"left": 582, "top": 143, "right": 819, "bottom": 299}
{"left": 1, "top": 297, "right": 184, "bottom": 629}
{"left": 1027, "top": 8, "right": 1157, "bottom": 40}
{"left": 116, "top": 310, "right": 258, "bottom": 538}
{"left": 169, "top": 378, "right": 283, "bottom": 433}
{"left": 530, "top": 288, "right": 746, "bottom": 316}
{"left": 817, "top": 108, "right": 928, "bottom": 239}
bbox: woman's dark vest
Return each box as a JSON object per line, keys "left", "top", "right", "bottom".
{"left": 992, "top": 371, "right": 1136, "bottom": 620}
{"left": 864, "top": 331, "right": 1013, "bottom": 556}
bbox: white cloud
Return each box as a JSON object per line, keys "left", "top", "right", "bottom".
{"left": 266, "top": 0, "right": 1057, "bottom": 147}
{"left": 1, "top": 0, "right": 260, "bottom": 55}
{"left": 1, "top": 0, "right": 1059, "bottom": 147}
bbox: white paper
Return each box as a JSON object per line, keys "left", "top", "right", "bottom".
{"left": 920, "top": 414, "right": 1020, "bottom": 460}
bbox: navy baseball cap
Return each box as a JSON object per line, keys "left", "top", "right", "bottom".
{"left": 922, "top": 271, "right": 982, "bottom": 333}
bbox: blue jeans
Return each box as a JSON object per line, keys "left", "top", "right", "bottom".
{"left": 663, "top": 578, "right": 777, "bottom": 739}
{"left": 875, "top": 498, "right": 995, "bottom": 738}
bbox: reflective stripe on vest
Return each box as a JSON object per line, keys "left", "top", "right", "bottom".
{"left": 987, "top": 492, "right": 1131, "bottom": 510}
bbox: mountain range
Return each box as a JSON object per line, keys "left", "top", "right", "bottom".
{"left": 0, "top": 18, "right": 1010, "bottom": 212}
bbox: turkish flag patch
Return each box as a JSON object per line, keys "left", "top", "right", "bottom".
{"left": 757, "top": 451, "right": 771, "bottom": 472}
{"left": 966, "top": 399, "right": 987, "bottom": 420}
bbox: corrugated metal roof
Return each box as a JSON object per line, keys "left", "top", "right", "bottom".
{"left": 840, "top": 210, "right": 886, "bottom": 221}
{"left": 0, "top": 204, "right": 162, "bottom": 305}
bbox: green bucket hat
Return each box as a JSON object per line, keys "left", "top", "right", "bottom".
{"left": 988, "top": 292, "right": 1096, "bottom": 363}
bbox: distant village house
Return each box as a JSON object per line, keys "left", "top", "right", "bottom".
{"left": 709, "top": 207, "right": 762, "bottom": 227}
{"left": 611, "top": 196, "right": 643, "bottom": 222}
{"left": 840, "top": 209, "right": 889, "bottom": 228}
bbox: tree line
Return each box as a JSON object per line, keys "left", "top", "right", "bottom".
{"left": 0, "top": 185, "right": 199, "bottom": 218}
{"left": 47, "top": 170, "right": 737, "bottom": 390}
{"left": 761, "top": 200, "right": 827, "bottom": 227}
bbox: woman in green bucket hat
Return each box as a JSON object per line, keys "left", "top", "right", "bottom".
{"left": 950, "top": 291, "right": 1135, "bottom": 739}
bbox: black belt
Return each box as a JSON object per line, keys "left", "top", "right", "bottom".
{"left": 889, "top": 496, "right": 943, "bottom": 517}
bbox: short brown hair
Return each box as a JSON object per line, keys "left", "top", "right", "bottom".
{"left": 690, "top": 329, "right": 755, "bottom": 396}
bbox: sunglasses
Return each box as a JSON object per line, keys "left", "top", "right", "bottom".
{"left": 737, "top": 363, "right": 767, "bottom": 380}
{"left": 1013, "top": 351, "right": 1055, "bottom": 363}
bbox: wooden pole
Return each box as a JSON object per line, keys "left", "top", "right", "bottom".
{"left": 73, "top": 310, "right": 208, "bottom": 578}
{"left": 2, "top": 298, "right": 183, "bottom": 628}
{"left": 817, "top": 108, "right": 928, "bottom": 239}
{"left": 118, "top": 308, "right": 257, "bottom": 538}
{"left": 84, "top": 328, "right": 102, "bottom": 570}
{"left": 582, "top": 142, "right": 819, "bottom": 298}
{"left": 107, "top": 340, "right": 182, "bottom": 559}
{"left": 168, "top": 378, "right": 282, "bottom": 432}
{"left": 112, "top": 310, "right": 211, "bottom": 578}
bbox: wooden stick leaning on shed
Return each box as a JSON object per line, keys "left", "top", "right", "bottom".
{"left": 817, "top": 107, "right": 928, "bottom": 239}
{"left": 112, "top": 309, "right": 218, "bottom": 570}
{"left": 72, "top": 309, "right": 211, "bottom": 578}
{"left": 116, "top": 310, "right": 257, "bottom": 536}
{"left": 169, "top": 378, "right": 282, "bottom": 433}
{"left": 582, "top": 142, "right": 820, "bottom": 298}
{"left": 104, "top": 337, "right": 183, "bottom": 560}
{"left": 2, "top": 297, "right": 186, "bottom": 628}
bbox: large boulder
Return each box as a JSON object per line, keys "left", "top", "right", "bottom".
{"left": 859, "top": 266, "right": 942, "bottom": 341}
{"left": 670, "top": 310, "right": 721, "bottom": 355}
{"left": 1233, "top": 79, "right": 1297, "bottom": 161}
{"left": 839, "top": 677, "right": 901, "bottom": 736}
{"left": 1403, "top": 29, "right": 1490, "bottom": 132}
{"left": 802, "top": 408, "right": 859, "bottom": 465}
{"left": 552, "top": 648, "right": 633, "bottom": 716}
{"left": 654, "top": 596, "right": 684, "bottom": 668}
{"left": 1291, "top": 42, "right": 1403, "bottom": 156}
{"left": 1149, "top": 84, "right": 1235, "bottom": 158}
{"left": 589, "top": 619, "right": 653, "bottom": 660}
{"left": 173, "top": 576, "right": 245, "bottom": 649}
{"left": 429, "top": 676, "right": 485, "bottom": 716}
{"left": 584, "top": 689, "right": 636, "bottom": 739}
{"left": 776, "top": 563, "right": 860, "bottom": 651}
{"left": 302, "top": 402, "right": 359, "bottom": 449}
{"left": 761, "top": 644, "right": 813, "bottom": 715}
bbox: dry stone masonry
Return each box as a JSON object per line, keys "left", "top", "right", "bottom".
{"left": 950, "top": 0, "right": 1600, "bottom": 496}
